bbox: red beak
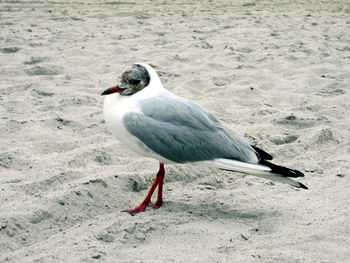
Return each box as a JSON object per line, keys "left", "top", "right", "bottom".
{"left": 101, "top": 85, "right": 124, "bottom": 96}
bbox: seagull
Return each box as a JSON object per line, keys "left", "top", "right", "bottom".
{"left": 101, "top": 63, "right": 307, "bottom": 216}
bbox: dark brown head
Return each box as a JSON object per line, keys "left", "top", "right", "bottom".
{"left": 101, "top": 64, "right": 150, "bottom": 96}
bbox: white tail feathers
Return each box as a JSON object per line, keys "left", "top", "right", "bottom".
{"left": 197, "top": 158, "right": 304, "bottom": 188}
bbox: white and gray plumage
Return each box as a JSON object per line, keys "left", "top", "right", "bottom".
{"left": 102, "top": 63, "right": 307, "bottom": 216}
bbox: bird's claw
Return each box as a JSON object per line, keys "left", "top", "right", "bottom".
{"left": 122, "top": 200, "right": 163, "bottom": 216}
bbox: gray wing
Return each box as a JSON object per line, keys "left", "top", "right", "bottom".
{"left": 123, "top": 95, "right": 258, "bottom": 164}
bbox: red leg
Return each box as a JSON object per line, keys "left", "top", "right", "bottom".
{"left": 123, "top": 163, "right": 165, "bottom": 216}
{"left": 149, "top": 163, "right": 164, "bottom": 209}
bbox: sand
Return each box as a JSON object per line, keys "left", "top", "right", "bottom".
{"left": 1, "top": 0, "right": 350, "bottom": 262}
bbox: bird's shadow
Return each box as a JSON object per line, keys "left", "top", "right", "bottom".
{"left": 159, "top": 200, "right": 280, "bottom": 221}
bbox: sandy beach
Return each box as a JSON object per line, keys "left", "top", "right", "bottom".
{"left": 1, "top": 0, "right": 350, "bottom": 262}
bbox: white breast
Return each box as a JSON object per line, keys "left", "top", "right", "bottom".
{"left": 103, "top": 93, "right": 173, "bottom": 164}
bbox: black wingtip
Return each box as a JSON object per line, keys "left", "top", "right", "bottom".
{"left": 297, "top": 182, "right": 308, "bottom": 190}
{"left": 260, "top": 160, "right": 304, "bottom": 178}
{"left": 293, "top": 169, "right": 305, "bottom": 178}
{"left": 252, "top": 145, "right": 273, "bottom": 160}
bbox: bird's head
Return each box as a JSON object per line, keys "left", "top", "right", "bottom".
{"left": 101, "top": 64, "right": 150, "bottom": 96}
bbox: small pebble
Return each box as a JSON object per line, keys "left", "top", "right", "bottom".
{"left": 58, "top": 198, "right": 65, "bottom": 205}
{"left": 272, "top": 255, "right": 280, "bottom": 261}
{"left": 241, "top": 233, "right": 249, "bottom": 240}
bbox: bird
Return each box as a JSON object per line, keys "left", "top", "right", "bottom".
{"left": 101, "top": 63, "right": 307, "bottom": 216}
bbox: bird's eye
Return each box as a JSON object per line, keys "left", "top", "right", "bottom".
{"left": 128, "top": 79, "right": 141, "bottom": 85}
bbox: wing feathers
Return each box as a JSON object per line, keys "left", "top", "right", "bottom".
{"left": 123, "top": 95, "right": 258, "bottom": 163}
{"left": 202, "top": 158, "right": 308, "bottom": 189}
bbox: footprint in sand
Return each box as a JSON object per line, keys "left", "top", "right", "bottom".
{"left": 24, "top": 65, "right": 60, "bottom": 76}
{"left": 274, "top": 115, "right": 318, "bottom": 129}
{"left": 24, "top": 56, "right": 46, "bottom": 65}
{"left": 31, "top": 89, "right": 54, "bottom": 97}
{"left": 317, "top": 82, "right": 345, "bottom": 96}
{"left": 0, "top": 152, "right": 29, "bottom": 170}
{"left": 1, "top": 47, "right": 20, "bottom": 53}
{"left": 67, "top": 149, "right": 112, "bottom": 169}
{"left": 211, "top": 76, "right": 232, "bottom": 87}
{"left": 269, "top": 135, "right": 299, "bottom": 145}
